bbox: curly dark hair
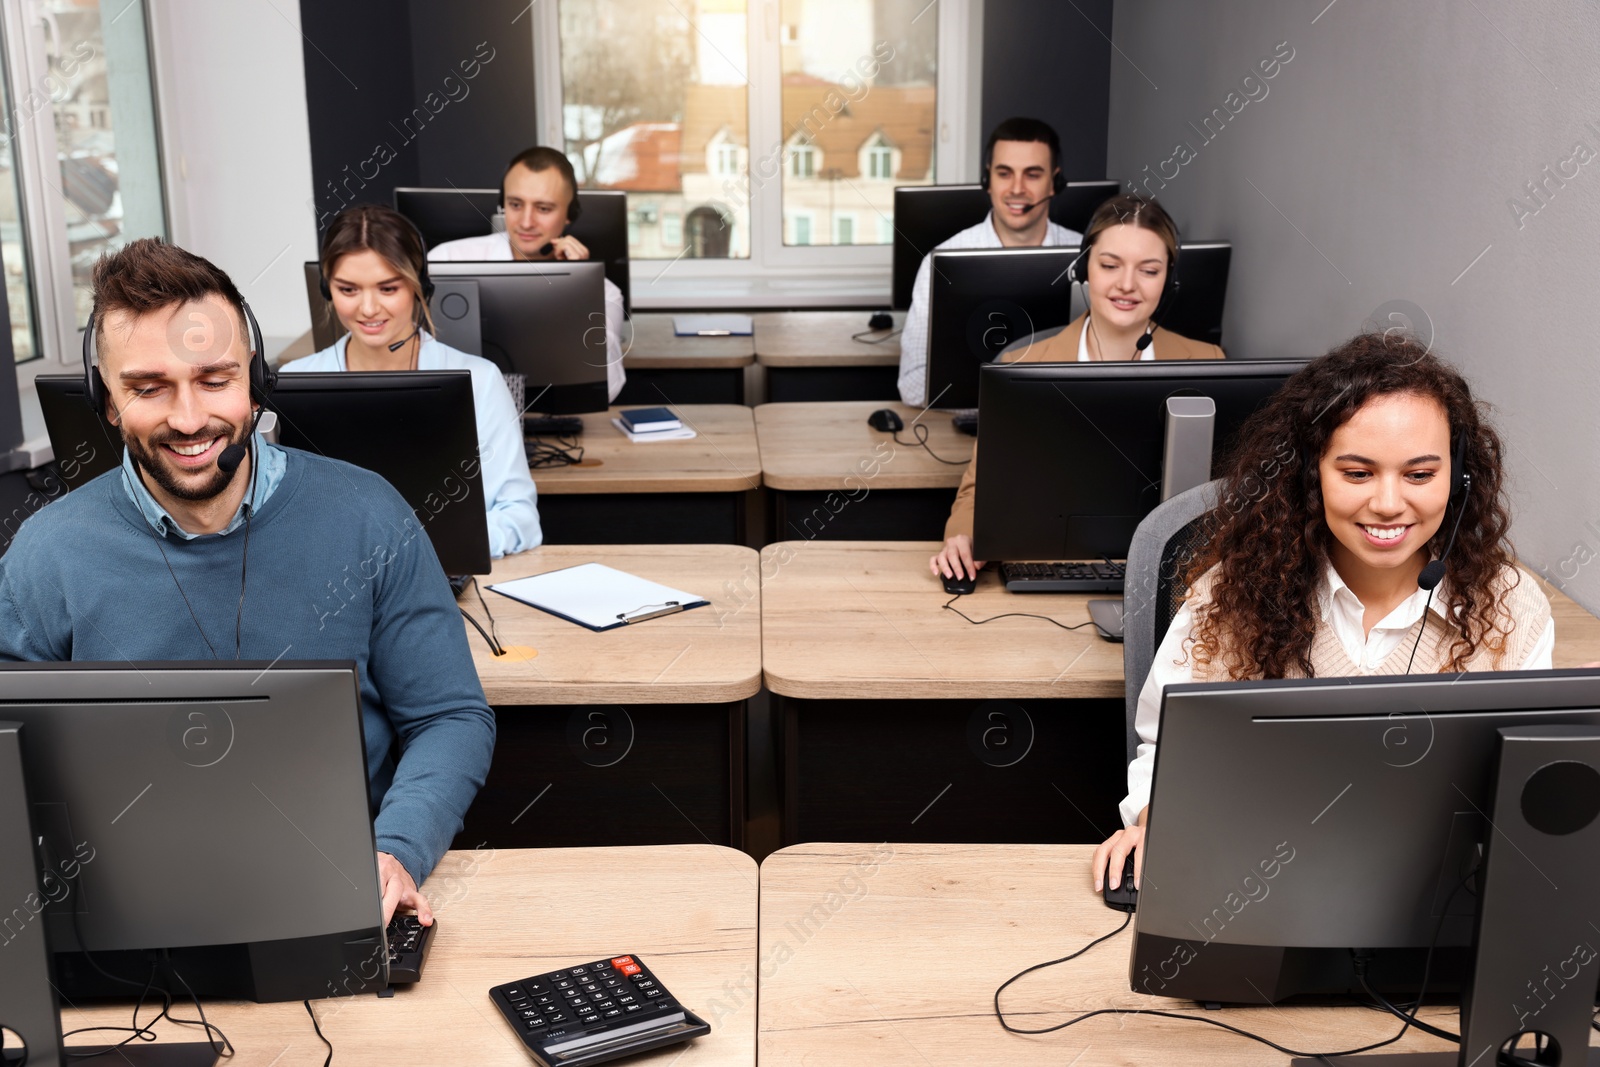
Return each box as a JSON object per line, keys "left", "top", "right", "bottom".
{"left": 1185, "top": 333, "right": 1518, "bottom": 679}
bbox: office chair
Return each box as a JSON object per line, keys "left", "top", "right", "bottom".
{"left": 1121, "top": 479, "right": 1220, "bottom": 764}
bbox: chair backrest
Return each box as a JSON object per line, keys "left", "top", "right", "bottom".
{"left": 1122, "top": 479, "right": 1221, "bottom": 763}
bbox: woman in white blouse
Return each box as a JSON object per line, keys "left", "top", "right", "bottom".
{"left": 283, "top": 204, "right": 540, "bottom": 557}
{"left": 1092, "top": 334, "right": 1553, "bottom": 893}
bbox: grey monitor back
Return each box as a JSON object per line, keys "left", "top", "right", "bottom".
{"left": 427, "top": 260, "right": 609, "bottom": 414}
{"left": 1, "top": 661, "right": 385, "bottom": 1002}
{"left": 1132, "top": 668, "right": 1600, "bottom": 1004}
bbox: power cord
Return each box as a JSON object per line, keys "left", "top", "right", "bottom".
{"left": 893, "top": 423, "right": 968, "bottom": 465}
{"left": 526, "top": 436, "right": 584, "bottom": 469}
{"left": 466, "top": 576, "right": 506, "bottom": 657}
{"left": 943, "top": 594, "right": 1100, "bottom": 632}
{"left": 305, "top": 999, "right": 333, "bottom": 1066}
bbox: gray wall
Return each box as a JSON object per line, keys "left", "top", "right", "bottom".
{"left": 983, "top": 0, "right": 1111, "bottom": 180}
{"left": 1109, "top": 0, "right": 1600, "bottom": 615}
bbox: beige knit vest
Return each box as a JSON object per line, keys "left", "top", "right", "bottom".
{"left": 1188, "top": 565, "right": 1552, "bottom": 681}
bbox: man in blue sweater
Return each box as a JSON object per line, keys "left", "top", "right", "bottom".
{"left": 0, "top": 237, "right": 494, "bottom": 926}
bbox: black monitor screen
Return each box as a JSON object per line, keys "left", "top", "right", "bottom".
{"left": 3, "top": 660, "right": 385, "bottom": 1002}
{"left": 394, "top": 186, "right": 631, "bottom": 315}
{"left": 925, "top": 246, "right": 1080, "bottom": 409}
{"left": 971, "top": 359, "right": 1301, "bottom": 562}
{"left": 36, "top": 371, "right": 492, "bottom": 576}
{"left": 1134, "top": 669, "right": 1600, "bottom": 1008}
{"left": 891, "top": 181, "right": 1119, "bottom": 310}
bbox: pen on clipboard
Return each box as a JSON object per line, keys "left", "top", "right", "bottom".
{"left": 617, "top": 601, "right": 685, "bottom": 624}
{"left": 695, "top": 329, "right": 732, "bottom": 336}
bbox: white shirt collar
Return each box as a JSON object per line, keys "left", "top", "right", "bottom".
{"left": 1075, "top": 317, "right": 1156, "bottom": 362}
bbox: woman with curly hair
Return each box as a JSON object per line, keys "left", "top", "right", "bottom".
{"left": 1091, "top": 334, "right": 1553, "bottom": 892}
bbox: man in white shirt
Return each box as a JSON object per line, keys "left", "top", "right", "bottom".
{"left": 897, "top": 118, "right": 1083, "bottom": 406}
{"left": 429, "top": 146, "right": 626, "bottom": 402}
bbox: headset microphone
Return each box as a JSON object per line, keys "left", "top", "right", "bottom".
{"left": 387, "top": 327, "right": 421, "bottom": 353}
{"left": 1404, "top": 434, "right": 1471, "bottom": 671}
{"left": 217, "top": 443, "right": 247, "bottom": 474}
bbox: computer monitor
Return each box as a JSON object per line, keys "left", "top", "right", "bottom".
{"left": 2, "top": 660, "right": 387, "bottom": 1003}
{"left": 971, "top": 360, "right": 1301, "bottom": 562}
{"left": 425, "top": 261, "right": 609, "bottom": 415}
{"left": 891, "top": 181, "right": 1120, "bottom": 310}
{"left": 393, "top": 186, "right": 631, "bottom": 315}
{"left": 924, "top": 246, "right": 1080, "bottom": 409}
{"left": 925, "top": 241, "right": 1233, "bottom": 411}
{"left": 1132, "top": 669, "right": 1600, "bottom": 1061}
{"left": 35, "top": 371, "right": 493, "bottom": 576}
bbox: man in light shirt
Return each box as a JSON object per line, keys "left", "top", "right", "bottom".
{"left": 429, "top": 145, "right": 625, "bottom": 401}
{"left": 896, "top": 117, "right": 1083, "bottom": 406}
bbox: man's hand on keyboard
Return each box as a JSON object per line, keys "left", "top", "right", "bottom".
{"left": 378, "top": 851, "right": 434, "bottom": 927}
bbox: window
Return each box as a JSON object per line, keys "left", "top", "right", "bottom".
{"left": 555, "top": 0, "right": 750, "bottom": 260}
{"left": 864, "top": 133, "right": 895, "bottom": 179}
{"left": 788, "top": 140, "right": 816, "bottom": 179}
{"left": 662, "top": 211, "right": 682, "bottom": 248}
{"left": 2, "top": 0, "right": 166, "bottom": 368}
{"left": 535, "top": 0, "right": 976, "bottom": 293}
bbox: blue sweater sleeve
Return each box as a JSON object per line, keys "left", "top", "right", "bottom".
{"left": 364, "top": 515, "right": 496, "bottom": 884}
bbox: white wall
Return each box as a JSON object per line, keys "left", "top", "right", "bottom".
{"left": 147, "top": 0, "right": 316, "bottom": 349}
{"left": 1109, "top": 0, "right": 1600, "bottom": 615}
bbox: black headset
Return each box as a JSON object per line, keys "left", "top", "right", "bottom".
{"left": 318, "top": 212, "right": 435, "bottom": 304}
{"left": 82, "top": 298, "right": 275, "bottom": 416}
{"left": 1445, "top": 430, "right": 1472, "bottom": 504}
{"left": 980, "top": 124, "right": 1066, "bottom": 196}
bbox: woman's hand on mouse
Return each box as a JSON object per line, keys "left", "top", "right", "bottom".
{"left": 1091, "top": 808, "right": 1147, "bottom": 892}
{"left": 930, "top": 535, "right": 984, "bottom": 580}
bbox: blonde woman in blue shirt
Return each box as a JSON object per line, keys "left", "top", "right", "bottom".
{"left": 283, "top": 204, "right": 540, "bottom": 556}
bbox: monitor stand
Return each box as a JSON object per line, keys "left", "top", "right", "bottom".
{"left": 1294, "top": 726, "right": 1600, "bottom": 1067}
{"left": 0, "top": 722, "right": 218, "bottom": 1067}
{"left": 1086, "top": 397, "right": 1216, "bottom": 641}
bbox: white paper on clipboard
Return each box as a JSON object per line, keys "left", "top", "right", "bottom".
{"left": 488, "top": 562, "right": 709, "bottom": 632}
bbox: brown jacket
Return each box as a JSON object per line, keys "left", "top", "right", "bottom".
{"left": 944, "top": 314, "right": 1227, "bottom": 541}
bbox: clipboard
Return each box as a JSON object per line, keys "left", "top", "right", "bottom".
{"left": 488, "top": 562, "right": 709, "bottom": 632}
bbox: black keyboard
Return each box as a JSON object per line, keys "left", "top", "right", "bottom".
{"left": 525, "top": 414, "right": 584, "bottom": 436}
{"left": 951, "top": 410, "right": 978, "bottom": 436}
{"left": 385, "top": 914, "right": 435, "bottom": 985}
{"left": 489, "top": 954, "right": 709, "bottom": 1067}
{"left": 1001, "top": 560, "right": 1126, "bottom": 593}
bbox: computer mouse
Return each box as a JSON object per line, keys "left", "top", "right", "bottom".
{"left": 867, "top": 409, "right": 904, "bottom": 433}
{"left": 1103, "top": 853, "right": 1138, "bottom": 912}
{"left": 867, "top": 310, "right": 894, "bottom": 331}
{"left": 941, "top": 571, "right": 976, "bottom": 596}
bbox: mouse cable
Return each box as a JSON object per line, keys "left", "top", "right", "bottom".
{"left": 994, "top": 864, "right": 1479, "bottom": 1057}
{"left": 527, "top": 436, "right": 584, "bottom": 468}
{"left": 851, "top": 326, "right": 903, "bottom": 344}
{"left": 943, "top": 594, "right": 1099, "bottom": 632}
{"left": 305, "top": 999, "right": 334, "bottom": 1067}
{"left": 894, "top": 423, "right": 968, "bottom": 465}
{"left": 992, "top": 913, "right": 1416, "bottom": 1057}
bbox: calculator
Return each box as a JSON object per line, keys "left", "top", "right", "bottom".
{"left": 488, "top": 954, "right": 710, "bottom": 1066}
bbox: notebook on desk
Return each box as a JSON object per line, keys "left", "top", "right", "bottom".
{"left": 489, "top": 563, "right": 709, "bottom": 632}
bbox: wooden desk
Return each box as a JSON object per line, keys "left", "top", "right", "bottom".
{"left": 64, "top": 846, "right": 758, "bottom": 1067}
{"left": 619, "top": 313, "right": 756, "bottom": 405}
{"left": 461, "top": 545, "right": 761, "bottom": 849}
{"left": 759, "top": 541, "right": 1126, "bottom": 844}
{"left": 752, "top": 312, "right": 902, "bottom": 403}
{"left": 757, "top": 842, "right": 1471, "bottom": 1065}
{"left": 754, "top": 402, "right": 973, "bottom": 541}
{"left": 531, "top": 405, "right": 760, "bottom": 544}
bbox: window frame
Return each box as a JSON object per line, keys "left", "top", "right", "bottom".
{"left": 532, "top": 0, "right": 982, "bottom": 306}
